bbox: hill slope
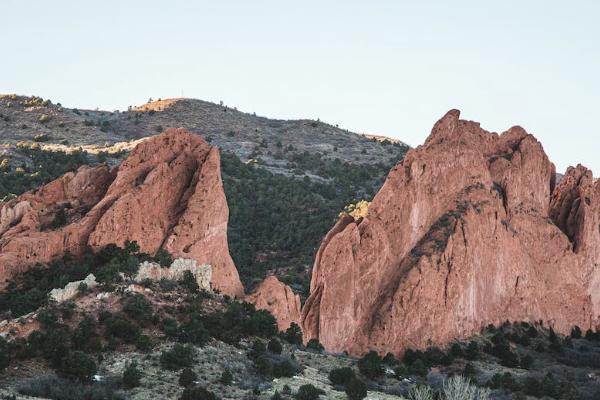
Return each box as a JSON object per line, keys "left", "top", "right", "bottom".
{"left": 0, "top": 94, "right": 408, "bottom": 169}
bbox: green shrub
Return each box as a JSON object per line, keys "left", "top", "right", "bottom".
{"left": 179, "top": 271, "right": 199, "bottom": 293}
{"left": 179, "top": 316, "right": 210, "bottom": 346}
{"left": 268, "top": 338, "right": 283, "bottom": 354}
{"left": 393, "top": 364, "right": 408, "bottom": 378}
{"left": 154, "top": 248, "right": 174, "bottom": 267}
{"left": 123, "top": 361, "right": 142, "bottom": 388}
{"left": 122, "top": 294, "right": 153, "bottom": 325}
{"left": 161, "top": 317, "right": 179, "bottom": 337}
{"left": 408, "top": 359, "right": 429, "bottom": 377}
{"left": 463, "top": 362, "right": 476, "bottom": 377}
{"left": 59, "top": 351, "right": 97, "bottom": 382}
{"left": 295, "top": 384, "right": 325, "bottom": 400}
{"left": 357, "top": 351, "right": 384, "bottom": 379}
{"left": 179, "top": 386, "right": 219, "bottom": 400}
{"left": 272, "top": 358, "right": 300, "bottom": 378}
{"left": 160, "top": 344, "right": 195, "bottom": 370}
{"left": 249, "top": 339, "right": 267, "bottom": 359}
{"left": 220, "top": 149, "right": 406, "bottom": 292}
{"left": 203, "top": 302, "right": 277, "bottom": 344}
{"left": 449, "top": 343, "right": 463, "bottom": 358}
{"left": 71, "top": 315, "right": 101, "bottom": 353}
{"left": 284, "top": 322, "right": 303, "bottom": 345}
{"left": 179, "top": 368, "right": 197, "bottom": 387}
{"left": 465, "top": 341, "right": 479, "bottom": 360}
{"left": 487, "top": 372, "right": 520, "bottom": 391}
{"left": 135, "top": 334, "right": 152, "bottom": 352}
{"left": 254, "top": 356, "right": 273, "bottom": 376}
{"left": 103, "top": 313, "right": 141, "bottom": 343}
{"left": 41, "top": 327, "right": 70, "bottom": 367}
{"left": 306, "top": 338, "right": 324, "bottom": 352}
{"left": 50, "top": 207, "right": 67, "bottom": 229}
{"left": 16, "top": 374, "right": 122, "bottom": 400}
{"left": 329, "top": 367, "right": 355, "bottom": 386}
{"left": 520, "top": 354, "right": 534, "bottom": 369}
{"left": 345, "top": 378, "right": 367, "bottom": 400}
{"left": 0, "top": 337, "right": 10, "bottom": 371}
{"left": 382, "top": 352, "right": 398, "bottom": 365}
{"left": 95, "top": 261, "right": 123, "bottom": 286}
{"left": 220, "top": 369, "right": 233, "bottom": 385}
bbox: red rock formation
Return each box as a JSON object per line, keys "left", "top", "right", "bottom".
{"left": 302, "top": 110, "right": 600, "bottom": 356}
{"left": 0, "top": 128, "right": 244, "bottom": 297}
{"left": 246, "top": 275, "right": 302, "bottom": 331}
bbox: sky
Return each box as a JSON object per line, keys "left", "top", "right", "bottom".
{"left": 1, "top": 0, "right": 598, "bottom": 174}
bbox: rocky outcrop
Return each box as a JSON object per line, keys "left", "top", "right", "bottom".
{"left": 302, "top": 110, "right": 600, "bottom": 356}
{"left": 49, "top": 274, "right": 98, "bottom": 303}
{"left": 247, "top": 276, "right": 302, "bottom": 331}
{"left": 136, "top": 259, "right": 212, "bottom": 291}
{"left": 0, "top": 128, "right": 244, "bottom": 297}
{"left": 0, "top": 165, "right": 115, "bottom": 279}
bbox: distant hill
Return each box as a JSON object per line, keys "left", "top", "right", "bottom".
{"left": 0, "top": 94, "right": 408, "bottom": 174}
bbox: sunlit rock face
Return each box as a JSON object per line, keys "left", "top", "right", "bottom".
{"left": 0, "top": 128, "right": 244, "bottom": 297}
{"left": 302, "top": 110, "right": 600, "bottom": 356}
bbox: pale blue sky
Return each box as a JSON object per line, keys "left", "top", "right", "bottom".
{"left": 1, "top": 1, "right": 598, "bottom": 173}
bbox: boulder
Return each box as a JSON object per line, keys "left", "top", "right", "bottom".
{"left": 135, "top": 258, "right": 212, "bottom": 291}
{"left": 49, "top": 274, "right": 97, "bottom": 303}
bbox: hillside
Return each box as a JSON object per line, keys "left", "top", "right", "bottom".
{"left": 2, "top": 265, "right": 600, "bottom": 400}
{"left": 0, "top": 94, "right": 408, "bottom": 170}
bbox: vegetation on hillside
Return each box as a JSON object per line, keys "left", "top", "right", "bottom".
{"left": 221, "top": 147, "right": 407, "bottom": 292}
{"left": 0, "top": 241, "right": 168, "bottom": 318}
{"left": 0, "top": 145, "right": 90, "bottom": 200}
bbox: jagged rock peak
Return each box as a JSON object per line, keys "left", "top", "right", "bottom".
{"left": 301, "top": 110, "right": 599, "bottom": 356}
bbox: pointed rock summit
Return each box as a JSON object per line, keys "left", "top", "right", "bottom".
{"left": 301, "top": 110, "right": 600, "bottom": 356}
{"left": 0, "top": 128, "right": 244, "bottom": 297}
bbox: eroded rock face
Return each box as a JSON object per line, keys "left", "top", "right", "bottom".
{"left": 302, "top": 110, "right": 600, "bottom": 356}
{"left": 0, "top": 128, "right": 244, "bottom": 297}
{"left": 136, "top": 259, "right": 212, "bottom": 292}
{"left": 247, "top": 276, "right": 302, "bottom": 331}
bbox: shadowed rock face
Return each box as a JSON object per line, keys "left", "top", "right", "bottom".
{"left": 246, "top": 275, "right": 302, "bottom": 331}
{"left": 0, "top": 128, "right": 244, "bottom": 297}
{"left": 301, "top": 110, "right": 600, "bottom": 356}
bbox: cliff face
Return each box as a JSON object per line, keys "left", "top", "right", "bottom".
{"left": 0, "top": 128, "right": 244, "bottom": 297}
{"left": 301, "top": 110, "right": 600, "bottom": 356}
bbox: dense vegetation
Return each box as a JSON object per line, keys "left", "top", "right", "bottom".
{"left": 0, "top": 146, "right": 91, "bottom": 200}
{"left": 0, "top": 241, "right": 169, "bottom": 318}
{"left": 221, "top": 146, "right": 407, "bottom": 292}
